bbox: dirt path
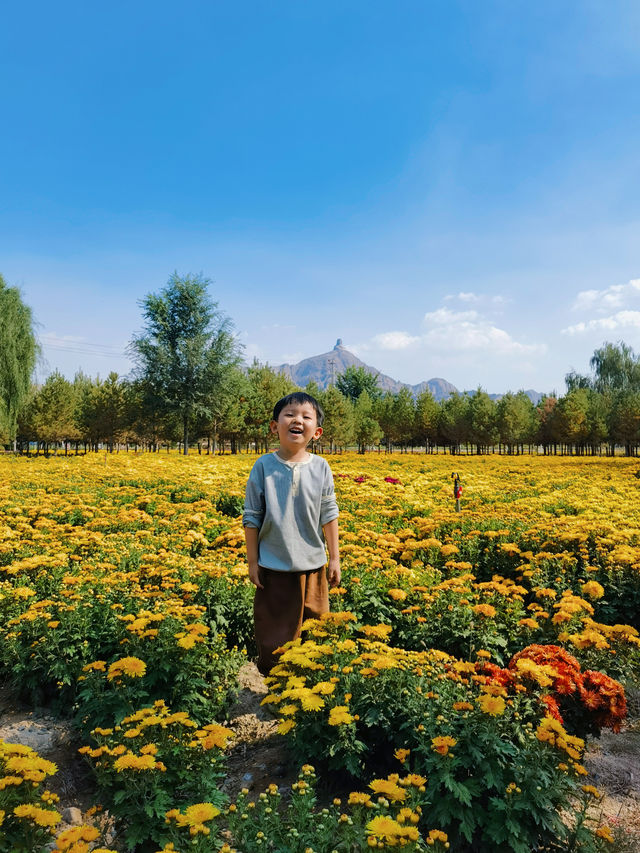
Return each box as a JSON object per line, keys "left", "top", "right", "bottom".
{"left": 584, "top": 718, "right": 640, "bottom": 843}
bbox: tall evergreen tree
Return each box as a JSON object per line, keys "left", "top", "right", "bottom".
{"left": 319, "top": 385, "right": 354, "bottom": 452}
{"left": 438, "top": 393, "right": 469, "bottom": 454}
{"left": 468, "top": 389, "right": 498, "bottom": 454}
{"left": 353, "top": 390, "right": 382, "bottom": 453}
{"left": 415, "top": 388, "right": 439, "bottom": 452}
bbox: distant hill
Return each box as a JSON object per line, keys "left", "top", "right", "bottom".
{"left": 275, "top": 340, "right": 457, "bottom": 401}
{"left": 273, "top": 340, "right": 544, "bottom": 404}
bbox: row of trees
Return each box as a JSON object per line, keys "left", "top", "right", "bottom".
{"left": 3, "top": 272, "right": 640, "bottom": 455}
{"left": 10, "top": 361, "right": 640, "bottom": 456}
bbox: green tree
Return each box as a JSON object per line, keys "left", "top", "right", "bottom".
{"left": 415, "top": 388, "right": 439, "bottom": 452}
{"left": 374, "top": 392, "right": 395, "bottom": 451}
{"left": 243, "top": 361, "right": 297, "bottom": 453}
{"left": 319, "top": 385, "right": 354, "bottom": 452}
{"left": 389, "top": 388, "right": 416, "bottom": 452}
{"left": 36, "top": 371, "right": 78, "bottom": 452}
{"left": 0, "top": 275, "right": 39, "bottom": 448}
{"left": 130, "top": 273, "right": 241, "bottom": 454}
{"left": 609, "top": 390, "right": 640, "bottom": 456}
{"left": 586, "top": 391, "right": 609, "bottom": 453}
{"left": 496, "top": 392, "right": 535, "bottom": 453}
{"left": 211, "top": 367, "right": 250, "bottom": 453}
{"left": 566, "top": 341, "right": 640, "bottom": 394}
{"left": 438, "top": 393, "right": 469, "bottom": 454}
{"left": 468, "top": 389, "right": 498, "bottom": 454}
{"left": 535, "top": 396, "right": 558, "bottom": 455}
{"left": 336, "top": 365, "right": 382, "bottom": 403}
{"left": 75, "top": 373, "right": 127, "bottom": 451}
{"left": 553, "top": 389, "right": 590, "bottom": 453}
{"left": 353, "top": 390, "right": 382, "bottom": 453}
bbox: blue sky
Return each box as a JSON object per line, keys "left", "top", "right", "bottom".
{"left": 2, "top": 1, "right": 640, "bottom": 395}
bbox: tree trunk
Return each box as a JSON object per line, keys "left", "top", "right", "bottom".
{"left": 183, "top": 413, "right": 189, "bottom": 455}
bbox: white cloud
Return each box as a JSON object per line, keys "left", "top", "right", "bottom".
{"left": 358, "top": 306, "right": 543, "bottom": 363}
{"left": 443, "top": 291, "right": 509, "bottom": 307}
{"left": 371, "top": 331, "right": 421, "bottom": 350}
{"left": 444, "top": 291, "right": 480, "bottom": 303}
{"left": 572, "top": 278, "right": 640, "bottom": 313}
{"left": 423, "top": 307, "right": 479, "bottom": 325}
{"left": 421, "top": 308, "right": 544, "bottom": 355}
{"left": 565, "top": 278, "right": 640, "bottom": 334}
{"left": 562, "top": 310, "right": 640, "bottom": 335}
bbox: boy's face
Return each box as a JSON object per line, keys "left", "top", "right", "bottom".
{"left": 270, "top": 401, "right": 323, "bottom": 451}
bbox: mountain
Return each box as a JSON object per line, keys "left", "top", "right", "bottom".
{"left": 273, "top": 340, "right": 545, "bottom": 403}
{"left": 275, "top": 340, "right": 458, "bottom": 401}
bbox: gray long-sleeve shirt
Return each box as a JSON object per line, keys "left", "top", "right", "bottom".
{"left": 243, "top": 451, "right": 339, "bottom": 572}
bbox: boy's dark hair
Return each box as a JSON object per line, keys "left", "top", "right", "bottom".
{"left": 272, "top": 392, "right": 325, "bottom": 427}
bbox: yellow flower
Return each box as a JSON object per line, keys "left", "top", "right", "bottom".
{"left": 388, "top": 588, "right": 407, "bottom": 601}
{"left": 366, "top": 814, "right": 418, "bottom": 842}
{"left": 369, "top": 778, "right": 407, "bottom": 802}
{"left": 328, "top": 705, "right": 354, "bottom": 726}
{"left": 113, "top": 753, "right": 157, "bottom": 771}
{"left": 581, "top": 580, "right": 605, "bottom": 599}
{"left": 581, "top": 785, "right": 601, "bottom": 798}
{"left": 348, "top": 791, "right": 372, "bottom": 805}
{"left": 477, "top": 694, "right": 506, "bottom": 716}
{"left": 431, "top": 736, "right": 457, "bottom": 755}
{"left": 107, "top": 656, "right": 147, "bottom": 680}
{"left": 177, "top": 802, "right": 220, "bottom": 826}
{"left": 472, "top": 604, "right": 496, "bottom": 618}
{"left": 82, "top": 660, "right": 107, "bottom": 672}
{"left": 311, "top": 681, "right": 336, "bottom": 695}
{"left": 299, "top": 692, "right": 325, "bottom": 712}
{"left": 595, "top": 825, "right": 614, "bottom": 843}
{"left": 359, "top": 624, "right": 392, "bottom": 640}
{"left": 13, "top": 802, "right": 62, "bottom": 827}
{"left": 52, "top": 824, "right": 100, "bottom": 850}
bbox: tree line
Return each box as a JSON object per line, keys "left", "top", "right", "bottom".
{"left": 2, "top": 273, "right": 640, "bottom": 455}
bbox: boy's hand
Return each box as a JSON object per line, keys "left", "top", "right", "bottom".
{"left": 327, "top": 558, "right": 341, "bottom": 588}
{"left": 248, "top": 563, "right": 263, "bottom": 589}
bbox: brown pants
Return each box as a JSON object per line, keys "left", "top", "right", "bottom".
{"left": 253, "top": 566, "right": 329, "bottom": 676}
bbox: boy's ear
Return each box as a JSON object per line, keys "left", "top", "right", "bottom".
{"left": 313, "top": 426, "right": 323, "bottom": 440}
{"left": 269, "top": 420, "right": 279, "bottom": 435}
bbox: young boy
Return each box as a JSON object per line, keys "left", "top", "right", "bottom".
{"left": 243, "top": 392, "right": 340, "bottom": 675}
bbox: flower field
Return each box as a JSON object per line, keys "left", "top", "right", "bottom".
{"left": 1, "top": 451, "right": 639, "bottom": 852}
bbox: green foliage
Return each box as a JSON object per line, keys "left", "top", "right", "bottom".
{"left": 0, "top": 274, "right": 39, "bottom": 444}
{"left": 0, "top": 739, "right": 62, "bottom": 853}
{"left": 80, "top": 701, "right": 233, "bottom": 849}
{"left": 318, "top": 383, "right": 354, "bottom": 450}
{"left": 74, "top": 620, "right": 244, "bottom": 729}
{"left": 130, "top": 272, "right": 242, "bottom": 453}
{"left": 353, "top": 390, "right": 383, "bottom": 452}
{"left": 215, "top": 492, "right": 244, "bottom": 517}
{"left": 268, "top": 615, "right": 617, "bottom": 853}
{"left": 164, "top": 765, "right": 441, "bottom": 853}
{"left": 336, "top": 365, "right": 382, "bottom": 403}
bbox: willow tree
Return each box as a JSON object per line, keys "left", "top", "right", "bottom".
{"left": 0, "top": 275, "right": 39, "bottom": 449}
{"left": 130, "top": 273, "right": 241, "bottom": 454}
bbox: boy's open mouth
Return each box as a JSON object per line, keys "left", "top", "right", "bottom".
{"left": 289, "top": 428, "right": 303, "bottom": 434}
